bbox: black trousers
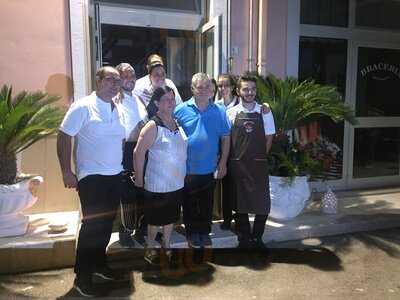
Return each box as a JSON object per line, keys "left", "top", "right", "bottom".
{"left": 235, "top": 213, "right": 268, "bottom": 241}
{"left": 183, "top": 174, "right": 215, "bottom": 235}
{"left": 221, "top": 175, "right": 233, "bottom": 223}
{"left": 120, "top": 171, "right": 136, "bottom": 232}
{"left": 75, "top": 174, "right": 121, "bottom": 277}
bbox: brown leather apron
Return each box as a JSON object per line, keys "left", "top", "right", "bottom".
{"left": 229, "top": 110, "right": 270, "bottom": 215}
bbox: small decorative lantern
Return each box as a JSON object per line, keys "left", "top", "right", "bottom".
{"left": 321, "top": 186, "right": 338, "bottom": 214}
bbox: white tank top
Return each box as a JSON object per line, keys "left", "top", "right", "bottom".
{"left": 144, "top": 118, "right": 188, "bottom": 193}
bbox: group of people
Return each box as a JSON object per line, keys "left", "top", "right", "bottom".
{"left": 57, "top": 54, "right": 275, "bottom": 297}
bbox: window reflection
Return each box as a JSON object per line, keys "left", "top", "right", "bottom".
{"left": 300, "top": 0, "right": 349, "bottom": 27}
{"left": 356, "top": 0, "right": 400, "bottom": 30}
{"left": 298, "top": 37, "right": 348, "bottom": 180}
{"left": 353, "top": 128, "right": 400, "bottom": 178}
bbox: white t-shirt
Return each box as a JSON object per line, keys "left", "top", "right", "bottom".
{"left": 226, "top": 100, "right": 276, "bottom": 135}
{"left": 133, "top": 75, "right": 182, "bottom": 107}
{"left": 59, "top": 92, "right": 125, "bottom": 181}
{"left": 116, "top": 92, "right": 148, "bottom": 140}
{"left": 215, "top": 96, "right": 239, "bottom": 110}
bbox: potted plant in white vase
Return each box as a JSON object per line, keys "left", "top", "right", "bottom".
{"left": 0, "top": 85, "right": 64, "bottom": 237}
{"left": 255, "top": 74, "right": 357, "bottom": 220}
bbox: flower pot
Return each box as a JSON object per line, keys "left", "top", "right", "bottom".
{"left": 0, "top": 176, "right": 43, "bottom": 237}
{"left": 269, "top": 175, "right": 311, "bottom": 220}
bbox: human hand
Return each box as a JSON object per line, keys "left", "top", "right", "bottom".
{"left": 135, "top": 179, "right": 144, "bottom": 188}
{"left": 216, "top": 163, "right": 227, "bottom": 179}
{"left": 261, "top": 102, "right": 271, "bottom": 114}
{"left": 62, "top": 171, "right": 78, "bottom": 189}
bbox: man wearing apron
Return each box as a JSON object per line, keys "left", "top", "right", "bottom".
{"left": 226, "top": 75, "right": 275, "bottom": 248}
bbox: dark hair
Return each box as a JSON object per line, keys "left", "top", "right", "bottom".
{"left": 210, "top": 78, "right": 218, "bottom": 102}
{"left": 217, "top": 73, "right": 238, "bottom": 97}
{"left": 237, "top": 74, "right": 257, "bottom": 89}
{"left": 146, "top": 86, "right": 174, "bottom": 118}
{"left": 146, "top": 54, "right": 164, "bottom": 74}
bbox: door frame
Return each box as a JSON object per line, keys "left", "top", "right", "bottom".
{"left": 200, "top": 15, "right": 222, "bottom": 78}
{"left": 287, "top": 0, "right": 400, "bottom": 190}
{"left": 345, "top": 41, "right": 400, "bottom": 189}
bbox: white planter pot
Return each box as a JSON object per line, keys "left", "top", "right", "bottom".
{"left": 269, "top": 175, "right": 311, "bottom": 220}
{"left": 0, "top": 176, "right": 43, "bottom": 237}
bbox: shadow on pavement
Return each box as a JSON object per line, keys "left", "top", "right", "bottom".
{"left": 56, "top": 272, "right": 135, "bottom": 299}
{"left": 317, "top": 227, "right": 400, "bottom": 258}
{"left": 211, "top": 247, "right": 342, "bottom": 271}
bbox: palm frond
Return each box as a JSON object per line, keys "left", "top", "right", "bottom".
{"left": 0, "top": 84, "right": 65, "bottom": 184}
{"left": 256, "top": 74, "right": 357, "bottom": 132}
{"left": 254, "top": 74, "right": 356, "bottom": 179}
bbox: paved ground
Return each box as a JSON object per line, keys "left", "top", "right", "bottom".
{"left": 1, "top": 227, "right": 399, "bottom": 300}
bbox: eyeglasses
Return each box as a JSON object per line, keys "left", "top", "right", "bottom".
{"left": 103, "top": 76, "right": 121, "bottom": 84}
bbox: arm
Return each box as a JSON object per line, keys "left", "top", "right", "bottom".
{"left": 216, "top": 135, "right": 230, "bottom": 179}
{"left": 265, "top": 134, "right": 274, "bottom": 154}
{"left": 57, "top": 130, "right": 78, "bottom": 189}
{"left": 262, "top": 110, "right": 276, "bottom": 154}
{"left": 133, "top": 121, "right": 157, "bottom": 188}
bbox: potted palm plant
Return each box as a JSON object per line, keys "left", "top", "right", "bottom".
{"left": 255, "top": 74, "right": 357, "bottom": 220}
{"left": 0, "top": 85, "right": 65, "bottom": 237}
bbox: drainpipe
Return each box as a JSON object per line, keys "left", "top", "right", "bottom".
{"left": 257, "top": 0, "right": 267, "bottom": 76}
{"left": 248, "top": 0, "right": 254, "bottom": 72}
{"left": 227, "top": 0, "right": 232, "bottom": 73}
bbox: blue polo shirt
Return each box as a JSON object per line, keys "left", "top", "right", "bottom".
{"left": 175, "top": 97, "right": 231, "bottom": 175}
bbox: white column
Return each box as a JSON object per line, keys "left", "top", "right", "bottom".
{"left": 69, "top": 0, "right": 92, "bottom": 101}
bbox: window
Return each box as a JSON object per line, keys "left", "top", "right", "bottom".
{"left": 356, "top": 47, "right": 400, "bottom": 117}
{"left": 356, "top": 0, "right": 400, "bottom": 30}
{"left": 299, "top": 37, "right": 348, "bottom": 180}
{"left": 202, "top": 28, "right": 214, "bottom": 77}
{"left": 353, "top": 127, "right": 400, "bottom": 178}
{"left": 300, "top": 0, "right": 349, "bottom": 27}
{"left": 96, "top": 0, "right": 202, "bottom": 13}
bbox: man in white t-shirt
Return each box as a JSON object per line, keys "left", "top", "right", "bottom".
{"left": 57, "top": 66, "right": 125, "bottom": 297}
{"left": 115, "top": 63, "right": 148, "bottom": 248}
{"left": 226, "top": 74, "right": 275, "bottom": 249}
{"left": 134, "top": 54, "right": 182, "bottom": 107}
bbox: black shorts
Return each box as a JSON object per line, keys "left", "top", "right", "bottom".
{"left": 144, "top": 188, "right": 183, "bottom": 226}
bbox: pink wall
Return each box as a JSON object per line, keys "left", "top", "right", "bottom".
{"left": 230, "top": 0, "right": 252, "bottom": 75}
{"left": 0, "top": 0, "right": 73, "bottom": 104}
{"left": 0, "top": 0, "right": 77, "bottom": 213}
{"left": 264, "top": 0, "right": 288, "bottom": 78}
{"left": 230, "top": 0, "right": 288, "bottom": 78}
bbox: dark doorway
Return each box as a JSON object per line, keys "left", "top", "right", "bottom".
{"left": 101, "top": 24, "right": 198, "bottom": 100}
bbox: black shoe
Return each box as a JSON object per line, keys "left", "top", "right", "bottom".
{"left": 237, "top": 238, "right": 253, "bottom": 249}
{"left": 199, "top": 233, "right": 212, "bottom": 247}
{"left": 133, "top": 230, "right": 146, "bottom": 245}
{"left": 73, "top": 277, "right": 98, "bottom": 298}
{"left": 219, "top": 221, "right": 232, "bottom": 230}
{"left": 252, "top": 238, "right": 267, "bottom": 249}
{"left": 119, "top": 229, "right": 136, "bottom": 248}
{"left": 93, "top": 265, "right": 124, "bottom": 282}
{"left": 187, "top": 233, "right": 201, "bottom": 248}
{"left": 142, "top": 260, "right": 162, "bottom": 280}
{"left": 144, "top": 249, "right": 161, "bottom": 265}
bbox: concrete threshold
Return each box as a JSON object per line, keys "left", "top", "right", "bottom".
{"left": 1, "top": 188, "right": 400, "bottom": 274}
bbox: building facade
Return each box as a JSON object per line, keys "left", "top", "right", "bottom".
{"left": 1, "top": 0, "right": 399, "bottom": 213}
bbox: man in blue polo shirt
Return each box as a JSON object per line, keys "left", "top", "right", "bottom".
{"left": 175, "top": 73, "right": 231, "bottom": 248}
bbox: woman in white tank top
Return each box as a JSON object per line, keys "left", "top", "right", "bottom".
{"left": 134, "top": 86, "right": 187, "bottom": 265}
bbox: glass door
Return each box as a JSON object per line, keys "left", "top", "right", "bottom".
{"left": 200, "top": 15, "right": 222, "bottom": 79}
{"left": 93, "top": 2, "right": 202, "bottom": 100}
{"left": 347, "top": 43, "right": 400, "bottom": 188}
